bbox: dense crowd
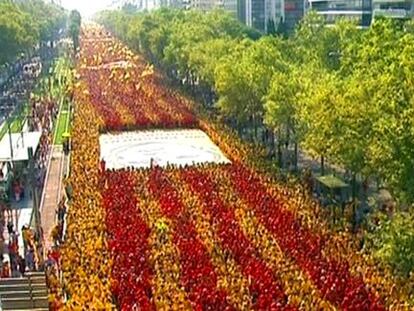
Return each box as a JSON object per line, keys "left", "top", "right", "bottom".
{"left": 29, "top": 94, "right": 58, "bottom": 175}
{"left": 79, "top": 37, "right": 197, "bottom": 132}
{"left": 45, "top": 197, "right": 67, "bottom": 310}
{"left": 59, "top": 26, "right": 414, "bottom": 310}
{"left": 101, "top": 164, "right": 393, "bottom": 310}
{"left": 0, "top": 68, "right": 60, "bottom": 283}
{"left": 0, "top": 100, "right": 57, "bottom": 281}
{"left": 0, "top": 215, "right": 40, "bottom": 279}
{"left": 61, "top": 79, "right": 113, "bottom": 309}
{"left": 0, "top": 56, "right": 44, "bottom": 125}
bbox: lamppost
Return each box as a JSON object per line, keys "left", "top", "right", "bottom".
{"left": 28, "top": 146, "right": 44, "bottom": 267}
{"left": 7, "top": 121, "right": 14, "bottom": 162}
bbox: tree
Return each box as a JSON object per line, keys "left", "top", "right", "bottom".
{"left": 0, "top": 1, "right": 38, "bottom": 64}
{"left": 121, "top": 3, "right": 138, "bottom": 14}
{"left": 265, "top": 64, "right": 301, "bottom": 168}
{"left": 368, "top": 212, "right": 414, "bottom": 278}
{"left": 96, "top": 8, "right": 414, "bottom": 204}
{"left": 276, "top": 17, "right": 287, "bottom": 37}
{"left": 213, "top": 39, "right": 253, "bottom": 127}
{"left": 343, "top": 18, "right": 414, "bottom": 203}
{"left": 18, "top": 0, "right": 66, "bottom": 44}
{"left": 297, "top": 68, "right": 343, "bottom": 174}
{"left": 69, "top": 10, "right": 81, "bottom": 52}
{"left": 294, "top": 11, "right": 327, "bottom": 66}
{"left": 215, "top": 37, "right": 285, "bottom": 139}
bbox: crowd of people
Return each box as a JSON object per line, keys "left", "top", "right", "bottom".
{"left": 0, "top": 63, "right": 43, "bottom": 280}
{"left": 29, "top": 94, "right": 57, "bottom": 132}
{"left": 101, "top": 162, "right": 409, "bottom": 310}
{"left": 0, "top": 56, "right": 44, "bottom": 127}
{"left": 0, "top": 216, "right": 39, "bottom": 279}
{"left": 0, "top": 53, "right": 62, "bottom": 283}
{"left": 29, "top": 94, "right": 58, "bottom": 176}
{"left": 51, "top": 199, "right": 66, "bottom": 246}
{"left": 62, "top": 82, "right": 113, "bottom": 309}
{"left": 46, "top": 200, "right": 66, "bottom": 311}
{"left": 79, "top": 36, "right": 197, "bottom": 132}
{"left": 56, "top": 26, "right": 414, "bottom": 310}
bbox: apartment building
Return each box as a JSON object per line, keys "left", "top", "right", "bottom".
{"left": 372, "top": 0, "right": 414, "bottom": 19}
{"left": 307, "top": 0, "right": 373, "bottom": 26}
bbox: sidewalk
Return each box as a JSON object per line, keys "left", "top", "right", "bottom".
{"left": 39, "top": 145, "right": 66, "bottom": 253}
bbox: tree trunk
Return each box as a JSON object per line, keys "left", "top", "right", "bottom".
{"left": 185, "top": 71, "right": 190, "bottom": 88}
{"left": 294, "top": 142, "right": 298, "bottom": 172}
{"left": 362, "top": 177, "right": 369, "bottom": 200}
{"left": 286, "top": 123, "right": 290, "bottom": 150}
{"left": 209, "top": 88, "right": 214, "bottom": 106}
{"left": 351, "top": 173, "right": 358, "bottom": 232}
{"left": 270, "top": 130, "right": 275, "bottom": 158}
{"left": 248, "top": 117, "right": 253, "bottom": 142}
{"left": 321, "top": 156, "right": 325, "bottom": 176}
{"left": 352, "top": 173, "right": 357, "bottom": 201}
{"left": 253, "top": 116, "right": 258, "bottom": 142}
{"left": 278, "top": 127, "right": 282, "bottom": 168}
{"left": 264, "top": 128, "right": 269, "bottom": 146}
{"left": 269, "top": 128, "right": 273, "bottom": 146}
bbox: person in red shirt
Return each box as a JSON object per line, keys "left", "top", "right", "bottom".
{"left": 49, "top": 247, "right": 61, "bottom": 268}
{"left": 13, "top": 182, "right": 21, "bottom": 202}
{"left": 1, "top": 261, "right": 10, "bottom": 278}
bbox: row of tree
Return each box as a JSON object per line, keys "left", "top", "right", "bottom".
{"left": 0, "top": 0, "right": 67, "bottom": 65}
{"left": 97, "top": 9, "right": 414, "bottom": 205}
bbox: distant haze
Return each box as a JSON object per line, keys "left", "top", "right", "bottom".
{"left": 61, "top": 0, "right": 114, "bottom": 18}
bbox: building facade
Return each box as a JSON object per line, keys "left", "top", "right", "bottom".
{"left": 267, "top": 0, "right": 286, "bottom": 32}
{"left": 223, "top": 0, "right": 238, "bottom": 16}
{"left": 284, "top": 0, "right": 306, "bottom": 32}
{"left": 189, "top": 0, "right": 237, "bottom": 14}
{"left": 238, "top": 0, "right": 289, "bottom": 33}
{"left": 307, "top": 0, "right": 373, "bottom": 27}
{"left": 372, "top": 0, "right": 414, "bottom": 19}
{"left": 190, "top": 0, "right": 218, "bottom": 10}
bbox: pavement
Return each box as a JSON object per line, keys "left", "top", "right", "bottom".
{"left": 39, "top": 145, "right": 67, "bottom": 253}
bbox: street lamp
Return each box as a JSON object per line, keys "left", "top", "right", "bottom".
{"left": 28, "top": 146, "right": 44, "bottom": 268}
{"left": 7, "top": 121, "right": 14, "bottom": 162}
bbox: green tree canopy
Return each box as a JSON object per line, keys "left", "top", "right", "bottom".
{"left": 0, "top": 1, "right": 38, "bottom": 64}
{"left": 0, "top": 0, "right": 67, "bottom": 65}
{"left": 98, "top": 7, "right": 414, "bottom": 204}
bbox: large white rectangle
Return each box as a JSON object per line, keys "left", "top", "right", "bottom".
{"left": 100, "top": 129, "right": 230, "bottom": 169}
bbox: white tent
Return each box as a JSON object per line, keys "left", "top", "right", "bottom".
{"left": 0, "top": 131, "right": 42, "bottom": 162}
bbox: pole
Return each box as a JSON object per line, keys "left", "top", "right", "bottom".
{"left": 8, "top": 122, "right": 14, "bottom": 161}
{"left": 28, "top": 147, "right": 43, "bottom": 266}
{"left": 321, "top": 156, "right": 325, "bottom": 176}
{"left": 21, "top": 126, "right": 24, "bottom": 148}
